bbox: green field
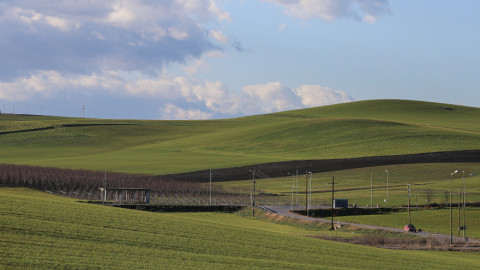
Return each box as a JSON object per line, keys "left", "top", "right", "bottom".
{"left": 2, "top": 188, "right": 480, "bottom": 269}
{"left": 220, "top": 162, "right": 480, "bottom": 237}
{"left": 1, "top": 99, "right": 480, "bottom": 174}
{"left": 2, "top": 100, "right": 480, "bottom": 268}
{"left": 221, "top": 162, "right": 480, "bottom": 206}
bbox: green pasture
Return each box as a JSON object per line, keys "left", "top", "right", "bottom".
{"left": 220, "top": 162, "right": 480, "bottom": 207}
{"left": 1, "top": 188, "right": 479, "bottom": 269}
{"left": 1, "top": 100, "right": 480, "bottom": 174}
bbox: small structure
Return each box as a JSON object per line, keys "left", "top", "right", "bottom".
{"left": 99, "top": 188, "right": 150, "bottom": 204}
{"left": 333, "top": 199, "right": 348, "bottom": 209}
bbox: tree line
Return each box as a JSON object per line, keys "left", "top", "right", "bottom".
{"left": 0, "top": 164, "right": 226, "bottom": 201}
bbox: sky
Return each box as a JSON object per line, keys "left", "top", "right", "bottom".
{"left": 0, "top": 0, "right": 479, "bottom": 120}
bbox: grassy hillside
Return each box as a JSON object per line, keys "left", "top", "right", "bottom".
{"left": 1, "top": 99, "right": 479, "bottom": 174}
{"left": 1, "top": 187, "right": 479, "bottom": 269}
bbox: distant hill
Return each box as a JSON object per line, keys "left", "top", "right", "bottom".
{"left": 1, "top": 99, "right": 479, "bottom": 174}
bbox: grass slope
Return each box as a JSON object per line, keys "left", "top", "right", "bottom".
{"left": 1, "top": 188, "right": 479, "bottom": 269}
{"left": 1, "top": 99, "right": 479, "bottom": 174}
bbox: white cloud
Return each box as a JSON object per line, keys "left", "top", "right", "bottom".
{"left": 241, "top": 82, "right": 352, "bottom": 114}
{"left": 362, "top": 14, "right": 377, "bottom": 23}
{"left": 0, "top": 1, "right": 228, "bottom": 78}
{"left": 0, "top": 70, "right": 126, "bottom": 101}
{"left": 264, "top": 0, "right": 390, "bottom": 22}
{"left": 106, "top": 1, "right": 136, "bottom": 27}
{"left": 161, "top": 104, "right": 213, "bottom": 120}
{"left": 0, "top": 68, "right": 352, "bottom": 119}
{"left": 210, "top": 30, "right": 229, "bottom": 43}
{"left": 178, "top": 0, "right": 231, "bottom": 22}
{"left": 0, "top": 1, "right": 356, "bottom": 119}
{"left": 243, "top": 82, "right": 300, "bottom": 113}
{"left": 293, "top": 85, "right": 353, "bottom": 106}
{"left": 6, "top": 7, "right": 79, "bottom": 31}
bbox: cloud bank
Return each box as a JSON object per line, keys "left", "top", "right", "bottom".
{"left": 0, "top": 70, "right": 352, "bottom": 119}
{"left": 0, "top": 0, "right": 355, "bottom": 119}
{"left": 0, "top": 0, "right": 227, "bottom": 79}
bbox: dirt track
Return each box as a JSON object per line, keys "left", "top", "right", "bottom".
{"left": 261, "top": 205, "right": 480, "bottom": 245}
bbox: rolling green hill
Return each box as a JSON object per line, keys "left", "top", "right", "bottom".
{"left": 1, "top": 99, "right": 479, "bottom": 174}
{"left": 1, "top": 187, "right": 479, "bottom": 269}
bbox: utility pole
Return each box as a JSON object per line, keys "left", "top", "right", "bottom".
{"left": 296, "top": 170, "right": 299, "bottom": 205}
{"left": 103, "top": 169, "right": 107, "bottom": 204}
{"left": 305, "top": 171, "right": 309, "bottom": 217}
{"left": 462, "top": 171, "right": 467, "bottom": 241}
{"left": 370, "top": 172, "right": 373, "bottom": 208}
{"left": 209, "top": 169, "right": 212, "bottom": 205}
{"left": 82, "top": 105, "right": 85, "bottom": 118}
{"left": 385, "top": 170, "right": 389, "bottom": 205}
{"left": 291, "top": 173, "right": 295, "bottom": 211}
{"left": 252, "top": 170, "right": 256, "bottom": 217}
{"left": 450, "top": 176, "right": 453, "bottom": 245}
{"left": 407, "top": 183, "right": 411, "bottom": 225}
{"left": 450, "top": 170, "right": 458, "bottom": 245}
{"left": 309, "top": 173, "right": 312, "bottom": 210}
{"left": 458, "top": 187, "right": 461, "bottom": 236}
{"left": 329, "top": 176, "right": 336, "bottom": 230}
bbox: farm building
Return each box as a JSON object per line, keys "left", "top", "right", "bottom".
{"left": 333, "top": 199, "right": 348, "bottom": 208}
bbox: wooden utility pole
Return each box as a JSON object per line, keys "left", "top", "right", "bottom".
{"left": 305, "top": 171, "right": 309, "bottom": 216}
{"left": 463, "top": 173, "right": 467, "bottom": 240}
{"left": 291, "top": 173, "right": 295, "bottom": 211}
{"left": 407, "top": 183, "right": 411, "bottom": 225}
{"left": 370, "top": 172, "right": 373, "bottom": 208}
{"left": 252, "top": 170, "right": 256, "bottom": 217}
{"left": 458, "top": 187, "right": 461, "bottom": 236}
{"left": 296, "top": 170, "right": 299, "bottom": 205}
{"left": 331, "top": 176, "right": 335, "bottom": 230}
{"left": 103, "top": 169, "right": 107, "bottom": 204}
{"left": 209, "top": 169, "right": 212, "bottom": 205}
{"left": 385, "top": 169, "right": 389, "bottom": 206}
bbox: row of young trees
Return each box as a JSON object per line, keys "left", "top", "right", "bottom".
{"left": 0, "top": 164, "right": 233, "bottom": 203}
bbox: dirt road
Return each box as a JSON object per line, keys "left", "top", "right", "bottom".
{"left": 261, "top": 205, "right": 478, "bottom": 244}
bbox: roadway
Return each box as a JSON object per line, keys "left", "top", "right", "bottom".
{"left": 260, "top": 205, "right": 479, "bottom": 244}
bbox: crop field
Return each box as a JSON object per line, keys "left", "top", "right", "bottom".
{"left": 2, "top": 187, "right": 480, "bottom": 269}
{"left": 1, "top": 100, "right": 480, "bottom": 175}
{"left": 220, "top": 162, "right": 480, "bottom": 207}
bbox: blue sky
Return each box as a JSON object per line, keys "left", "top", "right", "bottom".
{"left": 0, "top": 0, "right": 478, "bottom": 119}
